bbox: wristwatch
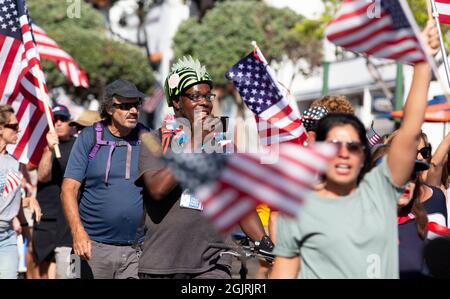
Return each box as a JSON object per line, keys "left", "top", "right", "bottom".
{"left": 255, "top": 235, "right": 275, "bottom": 253}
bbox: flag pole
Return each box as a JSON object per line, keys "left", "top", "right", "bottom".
{"left": 251, "top": 41, "right": 288, "bottom": 99}
{"left": 33, "top": 65, "right": 61, "bottom": 158}
{"left": 427, "top": 0, "right": 433, "bottom": 19}
{"left": 430, "top": 0, "right": 450, "bottom": 90}
{"left": 399, "top": 0, "right": 450, "bottom": 98}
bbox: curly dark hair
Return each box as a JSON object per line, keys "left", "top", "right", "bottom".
{"left": 311, "top": 95, "right": 355, "bottom": 114}
{"left": 100, "top": 94, "right": 114, "bottom": 123}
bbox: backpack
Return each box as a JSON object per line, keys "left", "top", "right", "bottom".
{"left": 87, "top": 121, "right": 146, "bottom": 183}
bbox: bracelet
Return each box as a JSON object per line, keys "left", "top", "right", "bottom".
{"left": 21, "top": 223, "right": 29, "bottom": 227}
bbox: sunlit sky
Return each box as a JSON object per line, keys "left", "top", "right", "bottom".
{"left": 265, "top": 0, "right": 325, "bottom": 18}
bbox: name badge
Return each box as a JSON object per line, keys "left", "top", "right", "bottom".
{"left": 180, "top": 189, "right": 203, "bottom": 211}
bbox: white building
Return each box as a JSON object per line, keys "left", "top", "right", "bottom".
{"left": 106, "top": 0, "right": 450, "bottom": 149}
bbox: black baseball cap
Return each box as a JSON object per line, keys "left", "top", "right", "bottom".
{"left": 105, "top": 79, "right": 146, "bottom": 99}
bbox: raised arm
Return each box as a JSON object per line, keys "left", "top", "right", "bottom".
{"left": 388, "top": 21, "right": 439, "bottom": 186}
{"left": 37, "top": 131, "right": 59, "bottom": 183}
{"left": 426, "top": 131, "right": 450, "bottom": 187}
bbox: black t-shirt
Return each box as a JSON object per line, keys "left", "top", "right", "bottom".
{"left": 136, "top": 130, "right": 232, "bottom": 275}
{"left": 399, "top": 185, "right": 448, "bottom": 278}
{"left": 36, "top": 137, "right": 75, "bottom": 246}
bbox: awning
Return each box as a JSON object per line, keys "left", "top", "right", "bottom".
{"left": 391, "top": 101, "right": 450, "bottom": 122}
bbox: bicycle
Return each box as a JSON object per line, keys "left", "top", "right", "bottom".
{"left": 208, "top": 234, "right": 275, "bottom": 279}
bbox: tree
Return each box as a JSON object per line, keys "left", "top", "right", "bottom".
{"left": 27, "top": 0, "right": 154, "bottom": 102}
{"left": 172, "top": 0, "right": 303, "bottom": 86}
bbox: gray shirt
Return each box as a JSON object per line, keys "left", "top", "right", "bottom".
{"left": 0, "top": 154, "right": 21, "bottom": 230}
{"left": 136, "top": 130, "right": 232, "bottom": 275}
{"left": 273, "top": 158, "right": 404, "bottom": 279}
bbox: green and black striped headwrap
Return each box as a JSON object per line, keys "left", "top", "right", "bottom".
{"left": 164, "top": 56, "right": 213, "bottom": 107}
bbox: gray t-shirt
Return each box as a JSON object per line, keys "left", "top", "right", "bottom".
{"left": 0, "top": 154, "right": 21, "bottom": 230}
{"left": 136, "top": 130, "right": 232, "bottom": 275}
{"left": 273, "top": 158, "right": 404, "bottom": 279}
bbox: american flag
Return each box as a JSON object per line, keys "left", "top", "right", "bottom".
{"left": 366, "top": 123, "right": 381, "bottom": 147}
{"left": 0, "top": 0, "right": 51, "bottom": 166}
{"left": 0, "top": 169, "right": 22, "bottom": 198}
{"left": 226, "top": 46, "right": 307, "bottom": 146}
{"left": 32, "top": 24, "right": 89, "bottom": 88}
{"left": 435, "top": 0, "right": 450, "bottom": 25}
{"left": 325, "top": 0, "right": 426, "bottom": 64}
{"left": 161, "top": 142, "right": 337, "bottom": 234}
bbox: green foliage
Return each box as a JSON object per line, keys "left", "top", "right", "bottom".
{"left": 407, "top": 0, "right": 450, "bottom": 48}
{"left": 27, "top": 0, "right": 105, "bottom": 31}
{"left": 407, "top": 0, "right": 428, "bottom": 27}
{"left": 173, "top": 0, "right": 302, "bottom": 86}
{"left": 27, "top": 0, "right": 154, "bottom": 100}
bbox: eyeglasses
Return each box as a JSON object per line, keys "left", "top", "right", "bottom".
{"left": 181, "top": 93, "right": 216, "bottom": 103}
{"left": 111, "top": 101, "right": 142, "bottom": 111}
{"left": 3, "top": 123, "right": 19, "bottom": 131}
{"left": 54, "top": 115, "right": 70, "bottom": 123}
{"left": 327, "top": 139, "right": 365, "bottom": 154}
{"left": 417, "top": 145, "right": 431, "bottom": 159}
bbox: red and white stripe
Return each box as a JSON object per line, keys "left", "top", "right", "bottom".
{"left": 325, "top": 0, "right": 426, "bottom": 64}
{"left": 32, "top": 24, "right": 89, "bottom": 88}
{"left": 436, "top": 0, "right": 450, "bottom": 25}
{"left": 1, "top": 15, "right": 41, "bottom": 104}
{"left": 368, "top": 134, "right": 381, "bottom": 147}
{"left": 196, "top": 142, "right": 337, "bottom": 234}
{"left": 253, "top": 46, "right": 308, "bottom": 146}
{"left": 256, "top": 104, "right": 307, "bottom": 146}
{"left": 428, "top": 213, "right": 450, "bottom": 238}
{"left": 398, "top": 212, "right": 450, "bottom": 238}
{"left": 1, "top": 15, "right": 51, "bottom": 167}
{"left": 6, "top": 67, "right": 51, "bottom": 166}
{"left": 3, "top": 170, "right": 22, "bottom": 197}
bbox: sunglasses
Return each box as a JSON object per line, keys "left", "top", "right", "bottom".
{"left": 54, "top": 115, "right": 70, "bottom": 122}
{"left": 327, "top": 139, "right": 365, "bottom": 154}
{"left": 417, "top": 145, "right": 431, "bottom": 159}
{"left": 112, "top": 101, "right": 141, "bottom": 111}
{"left": 3, "top": 123, "right": 19, "bottom": 131}
{"left": 181, "top": 93, "right": 216, "bottom": 103}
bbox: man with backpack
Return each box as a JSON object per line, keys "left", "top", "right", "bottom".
{"left": 61, "top": 80, "right": 147, "bottom": 279}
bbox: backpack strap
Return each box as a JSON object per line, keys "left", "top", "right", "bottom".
{"left": 88, "top": 122, "right": 104, "bottom": 161}
{"left": 88, "top": 121, "right": 145, "bottom": 183}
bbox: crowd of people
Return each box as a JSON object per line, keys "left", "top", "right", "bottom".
{"left": 1, "top": 20, "right": 450, "bottom": 279}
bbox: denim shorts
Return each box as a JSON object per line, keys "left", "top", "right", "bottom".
{"left": 0, "top": 228, "right": 18, "bottom": 279}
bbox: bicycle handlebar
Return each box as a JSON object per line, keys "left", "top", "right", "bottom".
{"left": 208, "top": 241, "right": 275, "bottom": 263}
{"left": 208, "top": 242, "right": 236, "bottom": 251}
